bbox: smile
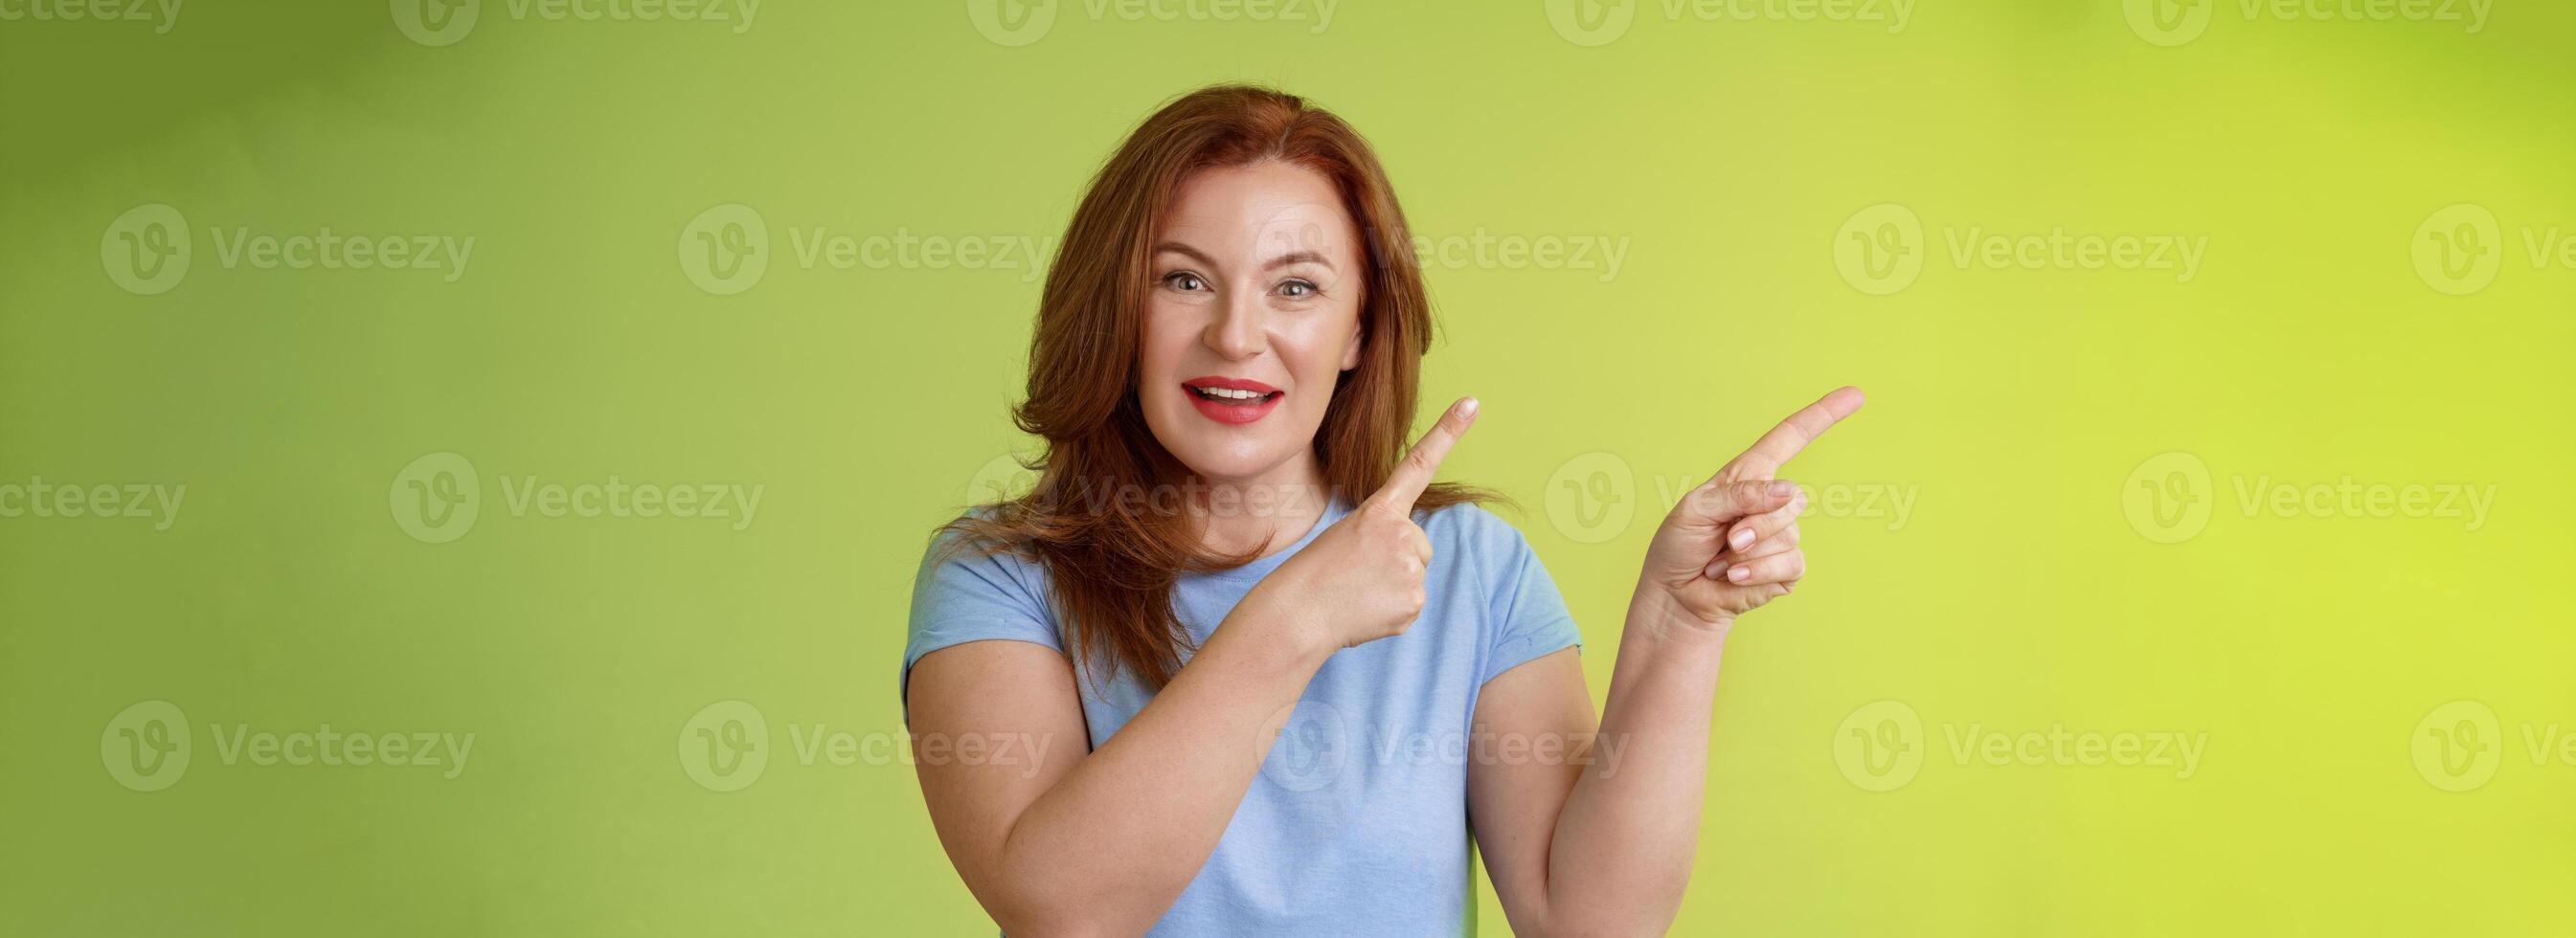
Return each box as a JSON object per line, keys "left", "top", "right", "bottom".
{"left": 1183, "top": 376, "right": 1283, "bottom": 426}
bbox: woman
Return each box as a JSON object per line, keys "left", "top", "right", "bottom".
{"left": 905, "top": 84, "right": 1863, "bottom": 936}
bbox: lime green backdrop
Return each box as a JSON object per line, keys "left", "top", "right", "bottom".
{"left": 3, "top": 1, "right": 2570, "bottom": 934}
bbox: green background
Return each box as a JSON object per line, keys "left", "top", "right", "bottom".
{"left": 4, "top": 1, "right": 2570, "bottom": 934}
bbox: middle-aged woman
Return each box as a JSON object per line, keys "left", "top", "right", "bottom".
{"left": 904, "top": 83, "right": 1865, "bottom": 935}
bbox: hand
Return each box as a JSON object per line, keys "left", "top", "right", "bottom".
{"left": 1639, "top": 387, "right": 1864, "bottom": 631}
{"left": 1238, "top": 397, "right": 1480, "bottom": 652}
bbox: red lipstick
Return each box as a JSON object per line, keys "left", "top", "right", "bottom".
{"left": 1182, "top": 376, "right": 1284, "bottom": 426}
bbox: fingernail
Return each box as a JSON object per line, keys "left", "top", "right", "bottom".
{"left": 1457, "top": 397, "right": 1479, "bottom": 418}
{"left": 1768, "top": 480, "right": 1797, "bottom": 498}
{"left": 1704, "top": 563, "right": 1725, "bottom": 579}
{"left": 1729, "top": 527, "right": 1754, "bottom": 550}
{"left": 1728, "top": 566, "right": 1751, "bottom": 583}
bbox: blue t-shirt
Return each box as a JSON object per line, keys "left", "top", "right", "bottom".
{"left": 902, "top": 500, "right": 1582, "bottom": 936}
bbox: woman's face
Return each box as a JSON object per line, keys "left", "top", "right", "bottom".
{"left": 1138, "top": 161, "right": 1365, "bottom": 488}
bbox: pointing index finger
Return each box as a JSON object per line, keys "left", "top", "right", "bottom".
{"left": 1367, "top": 397, "right": 1480, "bottom": 515}
{"left": 1734, "top": 386, "right": 1865, "bottom": 476}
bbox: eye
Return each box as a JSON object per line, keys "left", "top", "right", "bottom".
{"left": 1277, "top": 279, "right": 1319, "bottom": 299}
{"left": 1161, "top": 271, "right": 1209, "bottom": 292}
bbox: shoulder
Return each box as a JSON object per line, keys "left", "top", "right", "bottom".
{"left": 1415, "top": 502, "right": 1539, "bottom": 563}
{"left": 912, "top": 514, "right": 1050, "bottom": 607}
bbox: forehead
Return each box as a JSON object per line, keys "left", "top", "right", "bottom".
{"left": 1159, "top": 161, "right": 1358, "bottom": 260}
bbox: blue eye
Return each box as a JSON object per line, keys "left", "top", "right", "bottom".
{"left": 1278, "top": 279, "right": 1318, "bottom": 299}
{"left": 1163, "top": 272, "right": 1209, "bottom": 292}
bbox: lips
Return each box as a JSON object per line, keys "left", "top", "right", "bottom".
{"left": 1183, "top": 375, "right": 1284, "bottom": 426}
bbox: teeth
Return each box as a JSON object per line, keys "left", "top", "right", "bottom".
{"left": 1192, "top": 386, "right": 1270, "bottom": 401}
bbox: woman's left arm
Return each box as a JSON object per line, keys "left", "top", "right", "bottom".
{"left": 1467, "top": 388, "right": 1864, "bottom": 937}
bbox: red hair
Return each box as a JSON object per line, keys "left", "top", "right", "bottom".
{"left": 944, "top": 84, "right": 1485, "bottom": 690}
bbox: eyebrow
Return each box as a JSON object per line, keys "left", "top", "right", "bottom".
{"left": 1152, "top": 241, "right": 1337, "bottom": 273}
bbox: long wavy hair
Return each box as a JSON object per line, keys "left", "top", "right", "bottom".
{"left": 941, "top": 85, "right": 1486, "bottom": 691}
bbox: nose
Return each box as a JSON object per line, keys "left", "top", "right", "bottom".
{"left": 1203, "top": 288, "right": 1267, "bottom": 361}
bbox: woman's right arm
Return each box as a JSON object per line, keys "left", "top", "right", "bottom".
{"left": 908, "top": 613, "right": 1332, "bottom": 936}
{"left": 908, "top": 398, "right": 1479, "bottom": 934}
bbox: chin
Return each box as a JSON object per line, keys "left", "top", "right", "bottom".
{"left": 1144, "top": 396, "right": 1312, "bottom": 486}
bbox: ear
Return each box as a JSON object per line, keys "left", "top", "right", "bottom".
{"left": 1338, "top": 318, "right": 1364, "bottom": 371}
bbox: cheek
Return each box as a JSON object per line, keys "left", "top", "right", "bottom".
{"left": 1277, "top": 303, "right": 1363, "bottom": 383}
{"left": 1136, "top": 299, "right": 1191, "bottom": 372}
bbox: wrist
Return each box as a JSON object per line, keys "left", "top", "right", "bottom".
{"left": 1222, "top": 588, "right": 1339, "bottom": 668}
{"left": 1629, "top": 580, "right": 1733, "bottom": 644}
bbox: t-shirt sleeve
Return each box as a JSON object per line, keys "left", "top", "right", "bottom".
{"left": 901, "top": 532, "right": 1064, "bottom": 719}
{"left": 1473, "top": 511, "right": 1583, "bottom": 686}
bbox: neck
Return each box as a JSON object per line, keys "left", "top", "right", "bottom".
{"left": 1188, "top": 450, "right": 1334, "bottom": 559}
